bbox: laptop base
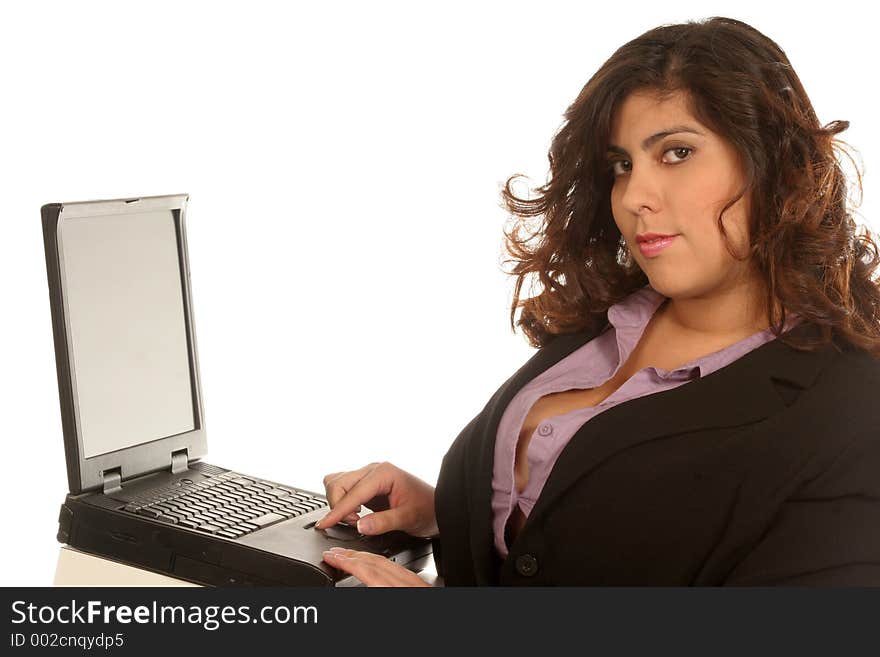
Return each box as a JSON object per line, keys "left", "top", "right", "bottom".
{"left": 56, "top": 463, "right": 433, "bottom": 587}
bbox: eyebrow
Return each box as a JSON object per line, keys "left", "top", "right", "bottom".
{"left": 606, "top": 125, "right": 705, "bottom": 156}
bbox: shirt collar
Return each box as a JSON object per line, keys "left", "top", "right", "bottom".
{"left": 607, "top": 283, "right": 666, "bottom": 330}
{"left": 604, "top": 283, "right": 802, "bottom": 379}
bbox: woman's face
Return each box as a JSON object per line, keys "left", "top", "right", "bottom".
{"left": 607, "top": 90, "right": 755, "bottom": 299}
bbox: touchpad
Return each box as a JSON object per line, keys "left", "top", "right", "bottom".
{"left": 320, "top": 525, "right": 362, "bottom": 542}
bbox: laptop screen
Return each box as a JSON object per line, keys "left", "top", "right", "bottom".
{"left": 59, "top": 209, "right": 195, "bottom": 458}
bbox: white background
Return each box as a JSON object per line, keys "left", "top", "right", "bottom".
{"left": 2, "top": 1, "right": 875, "bottom": 585}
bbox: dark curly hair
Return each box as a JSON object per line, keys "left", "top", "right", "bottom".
{"left": 501, "top": 16, "right": 880, "bottom": 356}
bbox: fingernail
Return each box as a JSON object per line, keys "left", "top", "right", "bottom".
{"left": 357, "top": 517, "right": 372, "bottom": 533}
{"left": 315, "top": 516, "right": 327, "bottom": 528}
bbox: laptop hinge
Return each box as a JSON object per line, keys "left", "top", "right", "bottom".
{"left": 102, "top": 467, "right": 122, "bottom": 495}
{"left": 171, "top": 448, "right": 189, "bottom": 474}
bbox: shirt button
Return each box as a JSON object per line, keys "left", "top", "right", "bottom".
{"left": 537, "top": 422, "right": 553, "bottom": 437}
{"left": 515, "top": 554, "right": 539, "bottom": 577}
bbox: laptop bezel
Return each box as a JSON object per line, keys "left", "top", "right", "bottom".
{"left": 42, "top": 193, "right": 208, "bottom": 495}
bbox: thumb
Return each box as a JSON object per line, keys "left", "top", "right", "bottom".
{"left": 356, "top": 508, "right": 405, "bottom": 535}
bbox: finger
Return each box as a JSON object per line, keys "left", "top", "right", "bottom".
{"left": 323, "top": 462, "right": 381, "bottom": 497}
{"left": 325, "top": 549, "right": 430, "bottom": 587}
{"left": 322, "top": 549, "right": 429, "bottom": 587}
{"left": 322, "top": 549, "right": 394, "bottom": 586}
{"left": 322, "top": 463, "right": 377, "bottom": 509}
{"left": 355, "top": 508, "right": 410, "bottom": 536}
{"left": 316, "top": 467, "right": 391, "bottom": 528}
{"left": 320, "top": 462, "right": 383, "bottom": 522}
{"left": 324, "top": 548, "right": 418, "bottom": 586}
{"left": 321, "top": 471, "right": 343, "bottom": 486}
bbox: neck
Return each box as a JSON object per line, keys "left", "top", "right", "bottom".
{"left": 658, "top": 277, "right": 771, "bottom": 341}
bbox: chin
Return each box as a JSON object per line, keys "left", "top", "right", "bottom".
{"left": 642, "top": 274, "right": 696, "bottom": 300}
{"left": 642, "top": 271, "right": 676, "bottom": 292}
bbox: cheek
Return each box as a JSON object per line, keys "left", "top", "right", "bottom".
{"left": 672, "top": 170, "right": 727, "bottom": 217}
{"left": 609, "top": 188, "right": 628, "bottom": 230}
{"left": 676, "top": 174, "right": 749, "bottom": 249}
{"left": 721, "top": 195, "right": 752, "bottom": 246}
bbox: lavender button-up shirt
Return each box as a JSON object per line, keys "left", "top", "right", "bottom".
{"left": 491, "top": 284, "right": 801, "bottom": 558}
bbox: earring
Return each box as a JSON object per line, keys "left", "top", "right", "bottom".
{"left": 620, "top": 238, "right": 634, "bottom": 268}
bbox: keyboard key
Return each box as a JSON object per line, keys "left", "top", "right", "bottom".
{"left": 197, "top": 523, "right": 222, "bottom": 533}
{"left": 252, "top": 506, "right": 275, "bottom": 515}
{"left": 216, "top": 529, "right": 239, "bottom": 539}
{"left": 230, "top": 477, "right": 254, "bottom": 486}
{"left": 155, "top": 515, "right": 178, "bottom": 524}
{"left": 265, "top": 488, "right": 291, "bottom": 498}
{"left": 249, "top": 512, "right": 286, "bottom": 528}
{"left": 179, "top": 520, "right": 200, "bottom": 529}
{"left": 136, "top": 507, "right": 161, "bottom": 518}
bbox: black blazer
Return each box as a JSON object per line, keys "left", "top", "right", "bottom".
{"left": 433, "top": 317, "right": 880, "bottom": 586}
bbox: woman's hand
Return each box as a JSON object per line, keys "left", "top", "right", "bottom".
{"left": 316, "top": 462, "right": 438, "bottom": 538}
{"left": 322, "top": 547, "right": 431, "bottom": 587}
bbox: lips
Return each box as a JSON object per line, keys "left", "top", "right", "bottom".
{"left": 637, "top": 234, "right": 678, "bottom": 257}
{"left": 636, "top": 232, "right": 678, "bottom": 244}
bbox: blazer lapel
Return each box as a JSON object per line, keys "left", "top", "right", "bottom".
{"left": 465, "top": 320, "right": 608, "bottom": 582}
{"left": 466, "top": 318, "right": 837, "bottom": 583}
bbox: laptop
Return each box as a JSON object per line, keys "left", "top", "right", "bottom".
{"left": 41, "top": 193, "right": 433, "bottom": 586}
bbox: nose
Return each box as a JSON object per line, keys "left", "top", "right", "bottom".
{"left": 618, "top": 161, "right": 662, "bottom": 216}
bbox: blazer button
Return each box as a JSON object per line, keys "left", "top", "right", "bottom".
{"left": 515, "top": 554, "right": 538, "bottom": 577}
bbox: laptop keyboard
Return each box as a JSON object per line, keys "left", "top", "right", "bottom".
{"left": 120, "top": 471, "right": 328, "bottom": 539}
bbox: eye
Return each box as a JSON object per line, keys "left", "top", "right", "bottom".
{"left": 664, "top": 146, "right": 693, "bottom": 163}
{"left": 607, "top": 146, "right": 694, "bottom": 177}
{"left": 608, "top": 159, "right": 631, "bottom": 176}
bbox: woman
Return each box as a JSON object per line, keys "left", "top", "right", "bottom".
{"left": 316, "top": 16, "right": 880, "bottom": 586}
